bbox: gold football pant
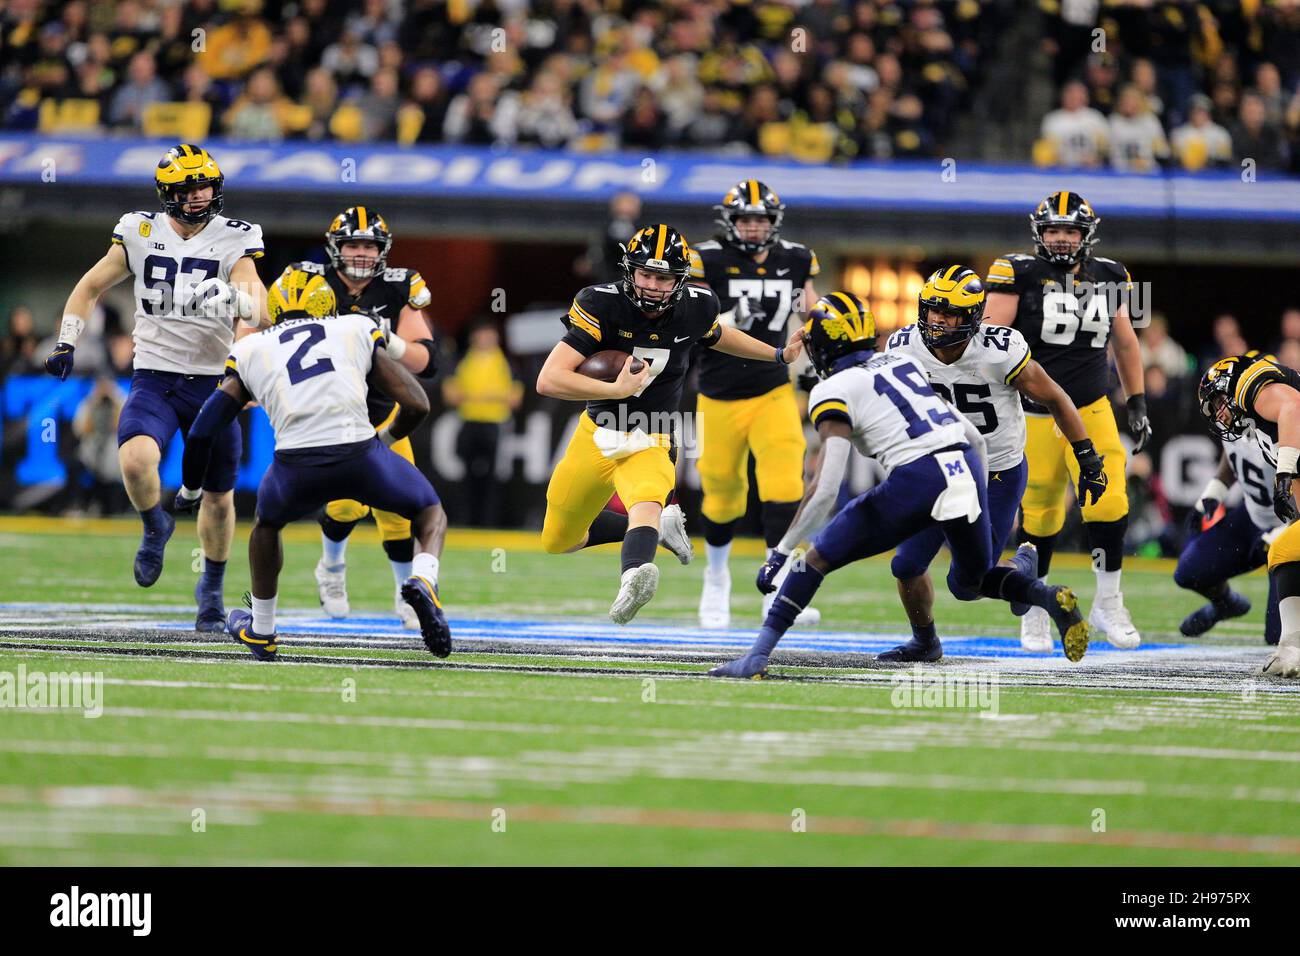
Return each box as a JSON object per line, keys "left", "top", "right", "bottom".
{"left": 324, "top": 406, "right": 414, "bottom": 542}
{"left": 697, "top": 383, "right": 806, "bottom": 525}
{"left": 1269, "top": 522, "right": 1300, "bottom": 570}
{"left": 1020, "top": 395, "right": 1129, "bottom": 537}
{"left": 541, "top": 412, "right": 676, "bottom": 554}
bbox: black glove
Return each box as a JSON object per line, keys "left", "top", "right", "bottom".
{"left": 44, "top": 343, "right": 75, "bottom": 381}
{"left": 756, "top": 549, "right": 789, "bottom": 594}
{"left": 1072, "top": 439, "right": 1108, "bottom": 506}
{"left": 1274, "top": 472, "right": 1299, "bottom": 524}
{"left": 796, "top": 369, "right": 819, "bottom": 393}
{"left": 1126, "top": 395, "right": 1152, "bottom": 454}
{"left": 173, "top": 488, "right": 202, "bottom": 515}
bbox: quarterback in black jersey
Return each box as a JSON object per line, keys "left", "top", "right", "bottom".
{"left": 688, "top": 180, "right": 821, "bottom": 629}
{"left": 536, "top": 223, "right": 805, "bottom": 625}
{"left": 1199, "top": 354, "right": 1300, "bottom": 677}
{"left": 276, "top": 207, "right": 440, "bottom": 630}
{"left": 985, "top": 191, "right": 1147, "bottom": 651}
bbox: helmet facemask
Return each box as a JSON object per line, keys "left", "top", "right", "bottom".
{"left": 622, "top": 259, "right": 687, "bottom": 314}
{"left": 328, "top": 236, "right": 390, "bottom": 281}
{"left": 161, "top": 178, "right": 224, "bottom": 225}
{"left": 918, "top": 300, "right": 982, "bottom": 350}
{"left": 1198, "top": 373, "right": 1248, "bottom": 440}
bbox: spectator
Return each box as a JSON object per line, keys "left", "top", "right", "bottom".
{"left": 402, "top": 65, "right": 450, "bottom": 144}
{"left": 443, "top": 322, "right": 522, "bottom": 528}
{"left": 71, "top": 375, "right": 126, "bottom": 517}
{"left": 498, "top": 70, "right": 580, "bottom": 148}
{"left": 576, "top": 191, "right": 642, "bottom": 284}
{"left": 299, "top": 67, "right": 339, "bottom": 141}
{"left": 1208, "top": 313, "right": 1249, "bottom": 364}
{"left": 224, "top": 66, "right": 294, "bottom": 142}
{"left": 107, "top": 51, "right": 169, "bottom": 130}
{"left": 320, "top": 29, "right": 379, "bottom": 94}
{"left": 1039, "top": 81, "right": 1110, "bottom": 168}
{"left": 1231, "top": 93, "right": 1290, "bottom": 171}
{"left": 620, "top": 85, "right": 668, "bottom": 150}
{"left": 1277, "top": 308, "right": 1300, "bottom": 354}
{"left": 354, "top": 68, "right": 402, "bottom": 141}
{"left": 654, "top": 54, "right": 704, "bottom": 137}
{"left": 1, "top": 306, "right": 40, "bottom": 377}
{"left": 443, "top": 72, "right": 504, "bottom": 145}
{"left": 1108, "top": 84, "right": 1170, "bottom": 172}
{"left": 1253, "top": 62, "right": 1288, "bottom": 127}
{"left": 199, "top": 0, "right": 274, "bottom": 81}
{"left": 1139, "top": 315, "right": 1192, "bottom": 381}
{"left": 1171, "top": 94, "right": 1232, "bottom": 170}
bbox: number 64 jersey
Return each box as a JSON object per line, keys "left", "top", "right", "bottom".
{"left": 885, "top": 323, "right": 1032, "bottom": 472}
{"left": 225, "top": 314, "right": 386, "bottom": 451}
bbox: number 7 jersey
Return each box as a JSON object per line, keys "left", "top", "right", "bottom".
{"left": 112, "top": 210, "right": 265, "bottom": 375}
{"left": 225, "top": 314, "right": 386, "bottom": 451}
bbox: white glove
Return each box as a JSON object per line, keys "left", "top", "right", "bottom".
{"left": 375, "top": 315, "right": 408, "bottom": 360}
{"left": 1196, "top": 477, "right": 1229, "bottom": 513}
{"left": 189, "top": 277, "right": 253, "bottom": 321}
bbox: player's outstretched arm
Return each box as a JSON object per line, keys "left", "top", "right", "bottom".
{"left": 45, "top": 244, "right": 131, "bottom": 379}
{"left": 368, "top": 348, "right": 431, "bottom": 444}
{"left": 712, "top": 323, "right": 804, "bottom": 364}
{"left": 177, "top": 375, "right": 252, "bottom": 512}
{"left": 1253, "top": 383, "right": 1300, "bottom": 522}
{"left": 535, "top": 341, "right": 647, "bottom": 401}
{"left": 390, "top": 306, "right": 437, "bottom": 377}
{"left": 982, "top": 291, "right": 1018, "bottom": 327}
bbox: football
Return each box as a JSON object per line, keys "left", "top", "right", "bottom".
{"left": 576, "top": 350, "right": 644, "bottom": 382}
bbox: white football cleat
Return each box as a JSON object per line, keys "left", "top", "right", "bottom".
{"left": 1090, "top": 592, "right": 1141, "bottom": 648}
{"left": 1019, "top": 605, "right": 1053, "bottom": 652}
{"left": 699, "top": 567, "right": 731, "bottom": 629}
{"left": 609, "top": 563, "right": 660, "bottom": 625}
{"left": 762, "top": 591, "right": 821, "bottom": 627}
{"left": 658, "top": 503, "right": 693, "bottom": 565}
{"left": 1262, "top": 639, "right": 1300, "bottom": 678}
{"left": 395, "top": 587, "right": 419, "bottom": 631}
{"left": 315, "top": 559, "right": 349, "bottom": 618}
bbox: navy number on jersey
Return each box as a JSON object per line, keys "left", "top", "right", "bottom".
{"left": 1227, "top": 449, "right": 1272, "bottom": 508}
{"left": 874, "top": 362, "right": 959, "bottom": 438}
{"left": 281, "top": 324, "right": 336, "bottom": 385}
{"left": 142, "top": 255, "right": 220, "bottom": 316}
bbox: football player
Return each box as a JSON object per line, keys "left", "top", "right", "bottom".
{"left": 535, "top": 224, "right": 805, "bottom": 624}
{"left": 1198, "top": 353, "right": 1300, "bottom": 676}
{"left": 1176, "top": 432, "right": 1281, "bottom": 642}
{"left": 985, "top": 191, "right": 1148, "bottom": 649}
{"left": 885, "top": 267, "right": 1108, "bottom": 659}
{"left": 709, "top": 292, "right": 1089, "bottom": 679}
{"left": 43, "top": 144, "right": 265, "bottom": 630}
{"left": 689, "top": 180, "right": 820, "bottom": 629}
{"left": 177, "top": 268, "right": 450, "bottom": 660}
{"left": 286, "top": 208, "right": 438, "bottom": 630}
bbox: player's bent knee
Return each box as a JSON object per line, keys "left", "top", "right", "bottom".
{"left": 1081, "top": 491, "right": 1128, "bottom": 524}
{"left": 701, "top": 493, "right": 746, "bottom": 525}
{"left": 891, "top": 551, "right": 929, "bottom": 581}
{"left": 945, "top": 568, "right": 983, "bottom": 602}
{"left": 540, "top": 514, "right": 583, "bottom": 555}
{"left": 326, "top": 498, "right": 370, "bottom": 524}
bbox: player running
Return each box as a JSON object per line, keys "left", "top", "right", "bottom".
{"left": 43, "top": 143, "right": 265, "bottom": 631}
{"left": 709, "top": 291, "right": 1089, "bottom": 679}
{"left": 280, "top": 208, "right": 441, "bottom": 630}
{"left": 177, "top": 267, "right": 450, "bottom": 660}
{"left": 984, "top": 191, "right": 1149, "bottom": 650}
{"left": 1176, "top": 432, "right": 1281, "bottom": 642}
{"left": 688, "top": 180, "right": 821, "bottom": 629}
{"left": 535, "top": 223, "right": 805, "bottom": 624}
{"left": 1197, "top": 353, "right": 1300, "bottom": 676}
{"left": 885, "top": 266, "right": 1109, "bottom": 659}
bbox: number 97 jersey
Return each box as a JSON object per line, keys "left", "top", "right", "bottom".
{"left": 112, "top": 210, "right": 265, "bottom": 375}
{"left": 885, "top": 323, "right": 1032, "bottom": 472}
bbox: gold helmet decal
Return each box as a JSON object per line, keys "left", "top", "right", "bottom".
{"left": 804, "top": 291, "right": 877, "bottom": 378}
{"left": 155, "top": 143, "right": 225, "bottom": 224}
{"left": 268, "top": 267, "right": 337, "bottom": 323}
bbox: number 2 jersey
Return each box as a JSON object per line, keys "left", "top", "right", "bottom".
{"left": 225, "top": 314, "right": 386, "bottom": 451}
{"left": 112, "top": 211, "right": 265, "bottom": 375}
{"left": 689, "top": 237, "right": 819, "bottom": 400}
{"left": 985, "top": 251, "right": 1131, "bottom": 412}
{"left": 885, "top": 323, "right": 1032, "bottom": 471}
{"left": 806, "top": 349, "right": 968, "bottom": 473}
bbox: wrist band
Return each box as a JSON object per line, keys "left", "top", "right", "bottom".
{"left": 1278, "top": 446, "right": 1300, "bottom": 474}
{"left": 59, "top": 314, "right": 86, "bottom": 345}
{"left": 387, "top": 334, "right": 408, "bottom": 360}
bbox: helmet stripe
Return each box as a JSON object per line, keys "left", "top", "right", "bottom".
{"left": 748, "top": 180, "right": 759, "bottom": 205}
{"left": 356, "top": 206, "right": 367, "bottom": 232}
{"left": 1058, "top": 191, "right": 1070, "bottom": 216}
{"left": 654, "top": 224, "right": 667, "bottom": 261}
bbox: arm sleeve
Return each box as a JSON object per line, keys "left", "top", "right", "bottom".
{"left": 407, "top": 270, "right": 431, "bottom": 308}
{"left": 181, "top": 388, "right": 244, "bottom": 490}
{"left": 688, "top": 247, "right": 706, "bottom": 280}
{"left": 778, "top": 435, "right": 851, "bottom": 553}
{"left": 1236, "top": 358, "right": 1290, "bottom": 413}
{"left": 985, "top": 254, "right": 1019, "bottom": 292}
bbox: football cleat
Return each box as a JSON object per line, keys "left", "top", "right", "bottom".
{"left": 762, "top": 590, "right": 821, "bottom": 627}
{"left": 1045, "top": 586, "right": 1089, "bottom": 662}
{"left": 1262, "top": 641, "right": 1300, "bottom": 678}
{"left": 699, "top": 567, "right": 731, "bottom": 629}
{"left": 1180, "top": 589, "right": 1251, "bottom": 637}
{"left": 1019, "top": 605, "right": 1053, "bottom": 653}
{"left": 226, "top": 608, "right": 278, "bottom": 661}
{"left": 314, "top": 559, "right": 349, "bottom": 618}
{"left": 194, "top": 576, "right": 225, "bottom": 633}
{"left": 1007, "top": 543, "right": 1039, "bottom": 616}
{"left": 658, "top": 503, "right": 693, "bottom": 565}
{"left": 395, "top": 587, "right": 419, "bottom": 631}
{"left": 609, "top": 563, "right": 659, "bottom": 625}
{"left": 707, "top": 652, "right": 769, "bottom": 679}
{"left": 400, "top": 575, "right": 451, "bottom": 658}
{"left": 876, "top": 635, "right": 943, "bottom": 663}
{"left": 133, "top": 510, "right": 175, "bottom": 588}
{"left": 1089, "top": 592, "right": 1140, "bottom": 649}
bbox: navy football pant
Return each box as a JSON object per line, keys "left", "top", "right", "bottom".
{"left": 1175, "top": 502, "right": 1279, "bottom": 644}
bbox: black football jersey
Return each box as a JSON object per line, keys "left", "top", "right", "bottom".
{"left": 690, "top": 237, "right": 819, "bottom": 400}
{"left": 1214, "top": 353, "right": 1300, "bottom": 466}
{"left": 561, "top": 282, "right": 722, "bottom": 426}
{"left": 290, "top": 260, "right": 431, "bottom": 425}
{"left": 985, "top": 251, "right": 1132, "bottom": 411}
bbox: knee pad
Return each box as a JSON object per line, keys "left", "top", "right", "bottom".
{"left": 541, "top": 512, "right": 583, "bottom": 554}
{"left": 945, "top": 565, "right": 982, "bottom": 602}
{"left": 891, "top": 550, "right": 929, "bottom": 582}
{"left": 374, "top": 508, "right": 412, "bottom": 542}
{"left": 1081, "top": 485, "right": 1129, "bottom": 523}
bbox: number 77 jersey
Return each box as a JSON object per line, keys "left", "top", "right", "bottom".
{"left": 885, "top": 323, "right": 1032, "bottom": 471}
{"left": 225, "top": 314, "right": 386, "bottom": 451}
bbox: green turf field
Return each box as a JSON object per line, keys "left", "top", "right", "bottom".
{"left": 0, "top": 515, "right": 1297, "bottom": 866}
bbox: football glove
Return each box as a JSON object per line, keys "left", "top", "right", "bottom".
{"left": 189, "top": 277, "right": 253, "bottom": 321}
{"left": 44, "top": 343, "right": 75, "bottom": 381}
{"left": 756, "top": 549, "right": 789, "bottom": 594}
{"left": 1274, "top": 472, "right": 1300, "bottom": 524}
{"left": 736, "top": 295, "right": 767, "bottom": 331}
{"left": 1071, "top": 439, "right": 1108, "bottom": 506}
{"left": 173, "top": 486, "right": 202, "bottom": 515}
{"left": 1126, "top": 394, "right": 1152, "bottom": 454}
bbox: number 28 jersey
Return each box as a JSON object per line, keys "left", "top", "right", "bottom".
{"left": 985, "top": 252, "right": 1131, "bottom": 411}
{"left": 885, "top": 323, "right": 1032, "bottom": 472}
{"left": 112, "top": 211, "right": 265, "bottom": 375}
{"left": 806, "top": 350, "right": 967, "bottom": 473}
{"left": 225, "top": 314, "right": 385, "bottom": 451}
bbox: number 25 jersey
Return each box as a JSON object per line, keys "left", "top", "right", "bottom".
{"left": 985, "top": 252, "right": 1131, "bottom": 411}
{"left": 225, "top": 314, "right": 385, "bottom": 451}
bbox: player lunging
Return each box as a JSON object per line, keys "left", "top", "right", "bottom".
{"left": 689, "top": 180, "right": 820, "bottom": 628}
{"left": 44, "top": 144, "right": 265, "bottom": 630}
{"left": 535, "top": 224, "right": 804, "bottom": 624}
{"left": 985, "top": 191, "right": 1149, "bottom": 649}
{"left": 288, "top": 208, "right": 440, "bottom": 630}
{"left": 885, "top": 267, "right": 1108, "bottom": 659}
{"left": 709, "top": 292, "right": 1088, "bottom": 679}
{"left": 178, "top": 268, "right": 450, "bottom": 660}
{"left": 1197, "top": 354, "right": 1300, "bottom": 676}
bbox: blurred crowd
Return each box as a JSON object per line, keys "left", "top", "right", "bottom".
{"left": 1037, "top": 0, "right": 1300, "bottom": 173}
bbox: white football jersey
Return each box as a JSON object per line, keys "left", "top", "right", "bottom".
{"left": 807, "top": 349, "right": 968, "bottom": 472}
{"left": 885, "top": 323, "right": 1032, "bottom": 471}
{"left": 226, "top": 314, "right": 385, "bottom": 451}
{"left": 1225, "top": 435, "right": 1282, "bottom": 532}
{"left": 112, "top": 211, "right": 265, "bottom": 375}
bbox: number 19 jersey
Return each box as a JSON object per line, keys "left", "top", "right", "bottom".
{"left": 225, "top": 314, "right": 385, "bottom": 451}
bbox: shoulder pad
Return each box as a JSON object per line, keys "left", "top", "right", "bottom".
{"left": 694, "top": 240, "right": 722, "bottom": 251}
{"left": 778, "top": 239, "right": 808, "bottom": 251}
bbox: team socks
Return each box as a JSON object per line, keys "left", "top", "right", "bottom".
{"left": 251, "top": 595, "right": 277, "bottom": 635}
{"left": 412, "top": 552, "right": 440, "bottom": 586}
{"left": 621, "top": 526, "right": 659, "bottom": 573}
{"left": 140, "top": 503, "right": 168, "bottom": 536}
{"left": 751, "top": 563, "right": 825, "bottom": 657}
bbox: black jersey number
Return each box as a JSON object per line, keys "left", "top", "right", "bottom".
{"left": 930, "top": 380, "right": 998, "bottom": 434}
{"left": 1041, "top": 291, "right": 1110, "bottom": 347}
